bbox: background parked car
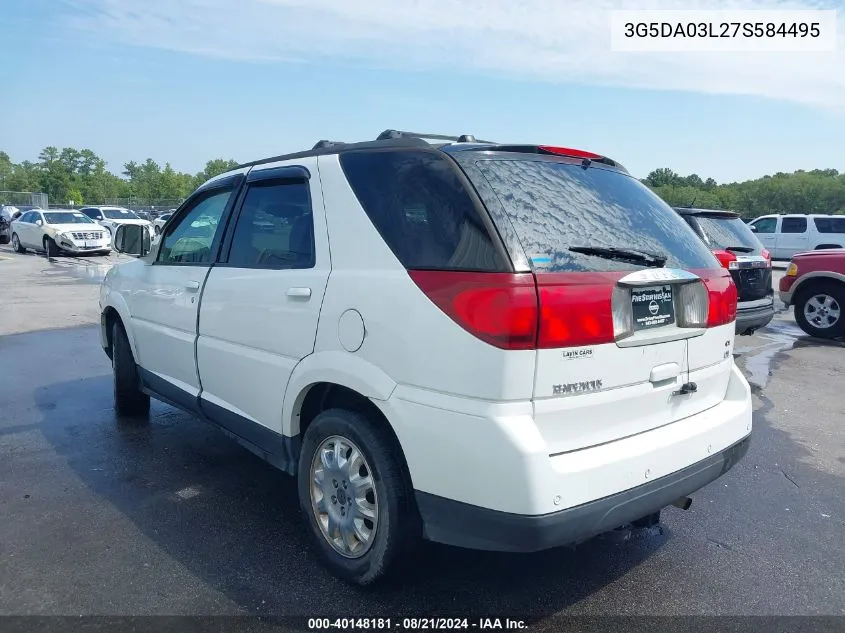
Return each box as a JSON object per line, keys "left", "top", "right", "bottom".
{"left": 10, "top": 209, "right": 111, "bottom": 256}
{"left": 779, "top": 248, "right": 845, "bottom": 339}
{"left": 0, "top": 205, "right": 23, "bottom": 244}
{"left": 676, "top": 207, "right": 774, "bottom": 335}
{"left": 78, "top": 206, "right": 155, "bottom": 239}
{"left": 152, "top": 212, "right": 173, "bottom": 235}
{"left": 748, "top": 214, "right": 845, "bottom": 259}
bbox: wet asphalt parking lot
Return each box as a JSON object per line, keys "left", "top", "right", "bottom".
{"left": 0, "top": 245, "right": 843, "bottom": 622}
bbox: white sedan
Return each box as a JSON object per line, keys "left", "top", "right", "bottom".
{"left": 152, "top": 211, "right": 174, "bottom": 235}
{"left": 10, "top": 209, "right": 111, "bottom": 256}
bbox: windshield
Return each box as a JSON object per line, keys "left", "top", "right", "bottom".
{"left": 102, "top": 208, "right": 140, "bottom": 220}
{"left": 44, "top": 212, "right": 96, "bottom": 225}
{"left": 691, "top": 215, "right": 763, "bottom": 254}
{"left": 458, "top": 155, "right": 718, "bottom": 273}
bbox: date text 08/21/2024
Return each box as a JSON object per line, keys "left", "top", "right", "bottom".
{"left": 307, "top": 618, "right": 528, "bottom": 630}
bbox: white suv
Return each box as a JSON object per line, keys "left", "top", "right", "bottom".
{"left": 748, "top": 214, "right": 845, "bottom": 259}
{"left": 79, "top": 205, "right": 155, "bottom": 239}
{"left": 99, "top": 131, "right": 752, "bottom": 585}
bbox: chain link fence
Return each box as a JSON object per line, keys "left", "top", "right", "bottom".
{"left": 0, "top": 190, "right": 49, "bottom": 209}
{"left": 45, "top": 197, "right": 185, "bottom": 219}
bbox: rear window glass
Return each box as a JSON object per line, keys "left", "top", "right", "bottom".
{"left": 339, "top": 150, "right": 508, "bottom": 271}
{"left": 467, "top": 157, "right": 717, "bottom": 273}
{"left": 814, "top": 217, "right": 845, "bottom": 234}
{"left": 690, "top": 215, "right": 762, "bottom": 254}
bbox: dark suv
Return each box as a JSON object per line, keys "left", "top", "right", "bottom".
{"left": 676, "top": 208, "right": 774, "bottom": 335}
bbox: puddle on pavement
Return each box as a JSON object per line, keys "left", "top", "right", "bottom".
{"left": 735, "top": 320, "right": 805, "bottom": 391}
{"left": 42, "top": 256, "right": 121, "bottom": 284}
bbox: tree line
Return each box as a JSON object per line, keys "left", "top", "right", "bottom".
{"left": 643, "top": 168, "right": 845, "bottom": 218}
{"left": 1, "top": 146, "right": 844, "bottom": 217}
{"left": 0, "top": 147, "right": 238, "bottom": 207}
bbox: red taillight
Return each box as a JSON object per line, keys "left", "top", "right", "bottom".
{"left": 410, "top": 267, "right": 736, "bottom": 350}
{"left": 761, "top": 248, "right": 772, "bottom": 265}
{"left": 538, "top": 145, "right": 604, "bottom": 161}
{"left": 712, "top": 248, "right": 737, "bottom": 269}
{"left": 534, "top": 273, "right": 619, "bottom": 348}
{"left": 407, "top": 271, "right": 538, "bottom": 350}
{"left": 697, "top": 269, "right": 738, "bottom": 326}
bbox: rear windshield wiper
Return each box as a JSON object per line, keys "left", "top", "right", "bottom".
{"left": 724, "top": 245, "right": 755, "bottom": 254}
{"left": 568, "top": 245, "right": 667, "bottom": 268}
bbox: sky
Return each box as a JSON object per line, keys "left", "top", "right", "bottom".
{"left": 1, "top": 0, "right": 843, "bottom": 183}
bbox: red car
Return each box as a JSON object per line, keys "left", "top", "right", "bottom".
{"left": 779, "top": 249, "right": 845, "bottom": 338}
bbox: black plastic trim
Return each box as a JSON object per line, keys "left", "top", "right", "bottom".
{"left": 139, "top": 368, "right": 202, "bottom": 416}
{"left": 414, "top": 434, "right": 751, "bottom": 552}
{"left": 139, "top": 367, "right": 300, "bottom": 475}
{"left": 735, "top": 302, "right": 776, "bottom": 333}
{"left": 236, "top": 137, "right": 434, "bottom": 170}
{"left": 199, "top": 398, "right": 300, "bottom": 475}
{"left": 246, "top": 165, "right": 311, "bottom": 183}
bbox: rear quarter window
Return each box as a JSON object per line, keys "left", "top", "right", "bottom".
{"left": 339, "top": 149, "right": 509, "bottom": 271}
{"left": 463, "top": 156, "right": 717, "bottom": 273}
{"left": 814, "top": 217, "right": 845, "bottom": 234}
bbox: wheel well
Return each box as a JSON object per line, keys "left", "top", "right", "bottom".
{"left": 297, "top": 382, "right": 417, "bottom": 502}
{"left": 815, "top": 244, "right": 842, "bottom": 250}
{"left": 794, "top": 276, "right": 845, "bottom": 302}
{"left": 102, "top": 307, "right": 122, "bottom": 359}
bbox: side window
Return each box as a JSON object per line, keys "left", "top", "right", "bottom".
{"left": 339, "top": 150, "right": 508, "bottom": 271}
{"left": 814, "top": 217, "right": 845, "bottom": 234}
{"left": 18, "top": 212, "right": 31, "bottom": 223}
{"left": 227, "top": 180, "right": 314, "bottom": 269}
{"left": 781, "top": 217, "right": 807, "bottom": 233}
{"left": 81, "top": 209, "right": 100, "bottom": 220}
{"left": 157, "top": 188, "right": 232, "bottom": 265}
{"left": 751, "top": 218, "right": 777, "bottom": 234}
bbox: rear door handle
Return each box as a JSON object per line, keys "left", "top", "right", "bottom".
{"left": 185, "top": 281, "right": 200, "bottom": 291}
{"left": 286, "top": 287, "right": 312, "bottom": 298}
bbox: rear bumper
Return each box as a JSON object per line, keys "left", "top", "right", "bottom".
{"left": 416, "top": 434, "right": 750, "bottom": 552}
{"left": 383, "top": 362, "right": 753, "bottom": 550}
{"left": 735, "top": 300, "right": 775, "bottom": 334}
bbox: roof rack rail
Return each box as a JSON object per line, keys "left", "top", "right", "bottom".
{"left": 312, "top": 140, "right": 345, "bottom": 150}
{"left": 376, "top": 129, "right": 495, "bottom": 144}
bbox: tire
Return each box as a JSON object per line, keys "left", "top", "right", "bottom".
{"left": 111, "top": 320, "right": 150, "bottom": 419}
{"left": 794, "top": 281, "right": 845, "bottom": 339}
{"left": 297, "top": 408, "right": 418, "bottom": 585}
{"left": 44, "top": 236, "right": 59, "bottom": 258}
{"left": 11, "top": 233, "right": 25, "bottom": 253}
{"left": 0, "top": 233, "right": 8, "bottom": 245}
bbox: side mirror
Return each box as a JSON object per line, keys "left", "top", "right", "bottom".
{"left": 35, "top": 219, "right": 43, "bottom": 226}
{"left": 748, "top": 225, "right": 758, "bottom": 233}
{"left": 113, "top": 224, "right": 152, "bottom": 257}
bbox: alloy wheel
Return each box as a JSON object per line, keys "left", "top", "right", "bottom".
{"left": 309, "top": 435, "right": 378, "bottom": 558}
{"left": 803, "top": 293, "right": 841, "bottom": 330}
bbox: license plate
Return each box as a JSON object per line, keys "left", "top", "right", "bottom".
{"left": 631, "top": 285, "right": 675, "bottom": 331}
{"left": 83, "top": 241, "right": 93, "bottom": 248}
